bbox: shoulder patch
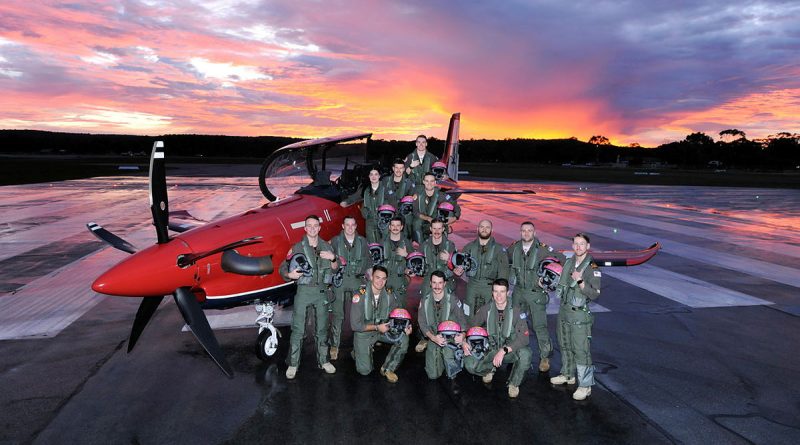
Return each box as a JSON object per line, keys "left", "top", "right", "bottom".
{"left": 502, "top": 247, "right": 507, "bottom": 253}
{"left": 524, "top": 330, "right": 529, "bottom": 336}
{"left": 386, "top": 288, "right": 393, "bottom": 294}
{"left": 591, "top": 263, "right": 599, "bottom": 269}
{"left": 547, "top": 245, "right": 554, "bottom": 252}
{"left": 352, "top": 294, "right": 360, "bottom": 304}
{"left": 359, "top": 286, "right": 367, "bottom": 295}
{"left": 594, "top": 271, "right": 602, "bottom": 277}
{"left": 520, "top": 312, "right": 527, "bottom": 320}
{"left": 456, "top": 300, "right": 463, "bottom": 308}
{"left": 445, "top": 194, "right": 451, "bottom": 200}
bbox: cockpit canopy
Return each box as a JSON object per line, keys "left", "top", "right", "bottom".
{"left": 258, "top": 133, "right": 372, "bottom": 202}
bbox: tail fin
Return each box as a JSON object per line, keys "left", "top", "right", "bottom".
{"left": 442, "top": 113, "right": 460, "bottom": 181}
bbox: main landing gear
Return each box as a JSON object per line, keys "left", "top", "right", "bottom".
{"left": 255, "top": 302, "right": 281, "bottom": 361}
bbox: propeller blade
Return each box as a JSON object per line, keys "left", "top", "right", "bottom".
{"left": 127, "top": 296, "right": 165, "bottom": 353}
{"left": 177, "top": 236, "right": 262, "bottom": 268}
{"left": 149, "top": 141, "right": 170, "bottom": 244}
{"left": 173, "top": 287, "right": 233, "bottom": 377}
{"left": 86, "top": 222, "right": 137, "bottom": 254}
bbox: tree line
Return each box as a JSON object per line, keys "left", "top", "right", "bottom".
{"left": 1, "top": 128, "right": 797, "bottom": 170}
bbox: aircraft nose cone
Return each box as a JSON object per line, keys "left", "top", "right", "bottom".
{"left": 92, "top": 241, "right": 196, "bottom": 296}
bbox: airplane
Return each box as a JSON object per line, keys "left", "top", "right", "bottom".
{"left": 86, "top": 113, "right": 660, "bottom": 377}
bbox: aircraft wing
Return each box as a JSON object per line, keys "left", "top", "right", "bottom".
{"left": 562, "top": 242, "right": 661, "bottom": 267}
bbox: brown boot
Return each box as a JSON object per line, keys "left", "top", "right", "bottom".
{"left": 330, "top": 347, "right": 339, "bottom": 361}
{"left": 380, "top": 367, "right": 399, "bottom": 383}
{"left": 415, "top": 339, "right": 427, "bottom": 353}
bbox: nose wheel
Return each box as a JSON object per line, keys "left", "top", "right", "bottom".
{"left": 255, "top": 302, "right": 281, "bottom": 361}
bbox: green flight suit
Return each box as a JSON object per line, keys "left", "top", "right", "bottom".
{"left": 418, "top": 291, "right": 467, "bottom": 379}
{"left": 280, "top": 236, "right": 336, "bottom": 368}
{"left": 461, "top": 237, "right": 510, "bottom": 322}
{"left": 380, "top": 235, "right": 414, "bottom": 308}
{"left": 350, "top": 286, "right": 408, "bottom": 375}
{"left": 362, "top": 184, "right": 387, "bottom": 243}
{"left": 404, "top": 150, "right": 439, "bottom": 189}
{"left": 420, "top": 235, "right": 456, "bottom": 296}
{"left": 411, "top": 188, "right": 461, "bottom": 244}
{"left": 329, "top": 232, "right": 370, "bottom": 349}
{"left": 556, "top": 254, "right": 602, "bottom": 387}
{"left": 381, "top": 175, "right": 414, "bottom": 239}
{"left": 508, "top": 238, "right": 566, "bottom": 360}
{"left": 463, "top": 301, "right": 532, "bottom": 387}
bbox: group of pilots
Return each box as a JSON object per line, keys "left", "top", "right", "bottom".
{"left": 279, "top": 135, "right": 602, "bottom": 401}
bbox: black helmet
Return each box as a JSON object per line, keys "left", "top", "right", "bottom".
{"left": 406, "top": 251, "right": 426, "bottom": 277}
{"left": 287, "top": 252, "right": 312, "bottom": 277}
{"left": 368, "top": 243, "right": 384, "bottom": 266}
{"left": 398, "top": 195, "right": 414, "bottom": 216}
{"left": 331, "top": 256, "right": 347, "bottom": 288}
{"left": 377, "top": 204, "right": 396, "bottom": 231}
{"left": 448, "top": 251, "right": 478, "bottom": 277}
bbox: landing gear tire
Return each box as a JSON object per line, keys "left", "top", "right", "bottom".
{"left": 256, "top": 329, "right": 279, "bottom": 361}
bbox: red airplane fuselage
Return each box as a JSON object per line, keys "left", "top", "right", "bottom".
{"left": 92, "top": 194, "right": 364, "bottom": 308}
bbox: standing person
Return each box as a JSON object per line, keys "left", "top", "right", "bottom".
{"left": 280, "top": 215, "right": 338, "bottom": 379}
{"left": 382, "top": 158, "right": 413, "bottom": 208}
{"left": 415, "top": 220, "right": 456, "bottom": 353}
{"left": 328, "top": 215, "right": 370, "bottom": 361}
{"left": 380, "top": 216, "right": 413, "bottom": 308}
{"left": 418, "top": 271, "right": 466, "bottom": 379}
{"left": 550, "top": 233, "right": 602, "bottom": 401}
{"left": 405, "top": 134, "right": 439, "bottom": 189}
{"left": 507, "top": 221, "right": 566, "bottom": 373}
{"left": 383, "top": 158, "right": 415, "bottom": 241}
{"left": 412, "top": 173, "right": 460, "bottom": 244}
{"left": 350, "top": 266, "right": 412, "bottom": 383}
{"left": 462, "top": 279, "right": 531, "bottom": 398}
{"left": 455, "top": 220, "right": 509, "bottom": 321}
{"left": 361, "top": 167, "right": 385, "bottom": 243}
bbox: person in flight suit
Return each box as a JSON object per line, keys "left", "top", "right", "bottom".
{"left": 404, "top": 134, "right": 439, "bottom": 190}
{"left": 380, "top": 216, "right": 414, "bottom": 308}
{"left": 507, "top": 221, "right": 566, "bottom": 373}
{"left": 280, "top": 215, "right": 338, "bottom": 379}
{"left": 418, "top": 271, "right": 467, "bottom": 379}
{"left": 382, "top": 158, "right": 415, "bottom": 240}
{"left": 550, "top": 233, "right": 602, "bottom": 401}
{"left": 350, "top": 265, "right": 412, "bottom": 383}
{"left": 328, "top": 215, "right": 370, "bottom": 361}
{"left": 411, "top": 172, "right": 460, "bottom": 244}
{"left": 462, "top": 278, "right": 532, "bottom": 398}
{"left": 362, "top": 167, "right": 386, "bottom": 243}
{"left": 455, "top": 219, "right": 509, "bottom": 322}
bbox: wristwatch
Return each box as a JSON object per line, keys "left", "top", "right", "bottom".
{"left": 502, "top": 346, "right": 510, "bottom": 354}
{"left": 577, "top": 279, "right": 584, "bottom": 285}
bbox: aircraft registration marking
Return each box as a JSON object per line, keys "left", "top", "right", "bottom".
{"left": 290, "top": 221, "right": 305, "bottom": 229}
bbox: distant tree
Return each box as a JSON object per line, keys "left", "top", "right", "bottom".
{"left": 719, "top": 129, "right": 746, "bottom": 143}
{"left": 588, "top": 135, "right": 610, "bottom": 145}
{"left": 685, "top": 132, "right": 714, "bottom": 146}
{"left": 628, "top": 142, "right": 641, "bottom": 148}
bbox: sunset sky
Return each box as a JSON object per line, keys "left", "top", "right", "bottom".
{"left": 1, "top": 0, "right": 798, "bottom": 147}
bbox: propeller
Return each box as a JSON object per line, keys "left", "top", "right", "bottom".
{"left": 87, "top": 140, "right": 235, "bottom": 377}
{"left": 149, "top": 141, "right": 170, "bottom": 244}
{"left": 86, "top": 222, "right": 137, "bottom": 254}
{"left": 174, "top": 287, "right": 233, "bottom": 377}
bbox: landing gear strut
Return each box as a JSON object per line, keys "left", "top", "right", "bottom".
{"left": 255, "top": 302, "right": 281, "bottom": 361}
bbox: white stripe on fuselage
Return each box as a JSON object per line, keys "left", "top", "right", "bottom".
{"left": 204, "top": 281, "right": 294, "bottom": 300}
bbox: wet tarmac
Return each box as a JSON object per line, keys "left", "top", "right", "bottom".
{"left": 1, "top": 173, "right": 799, "bottom": 444}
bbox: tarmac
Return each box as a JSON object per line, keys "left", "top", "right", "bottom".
{"left": 1, "top": 169, "right": 799, "bottom": 445}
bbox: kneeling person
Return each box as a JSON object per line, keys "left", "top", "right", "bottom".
{"left": 463, "top": 278, "right": 531, "bottom": 398}
{"left": 350, "top": 266, "right": 411, "bottom": 383}
{"left": 418, "top": 271, "right": 467, "bottom": 379}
